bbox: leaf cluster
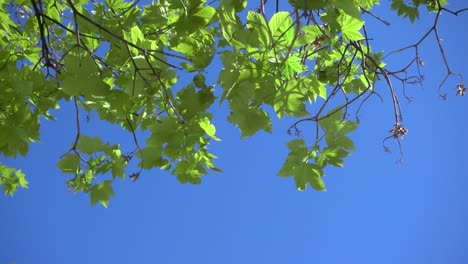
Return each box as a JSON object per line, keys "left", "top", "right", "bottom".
{"left": 0, "top": 0, "right": 462, "bottom": 206}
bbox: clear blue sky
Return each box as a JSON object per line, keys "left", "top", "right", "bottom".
{"left": 1, "top": 1, "right": 468, "bottom": 263}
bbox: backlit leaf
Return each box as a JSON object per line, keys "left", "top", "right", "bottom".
{"left": 269, "top": 12, "right": 294, "bottom": 47}
{"left": 338, "top": 14, "right": 364, "bottom": 41}
{"left": 199, "top": 117, "right": 221, "bottom": 141}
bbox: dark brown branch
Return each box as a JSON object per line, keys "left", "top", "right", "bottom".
{"left": 383, "top": 4, "right": 465, "bottom": 96}
{"left": 61, "top": 97, "right": 87, "bottom": 164}
{"left": 362, "top": 9, "right": 391, "bottom": 26}
{"left": 440, "top": 7, "right": 468, "bottom": 16}
{"left": 72, "top": 97, "right": 81, "bottom": 150}
{"left": 125, "top": 116, "right": 143, "bottom": 181}
{"left": 434, "top": 26, "right": 463, "bottom": 92}
{"left": 30, "top": 0, "right": 55, "bottom": 75}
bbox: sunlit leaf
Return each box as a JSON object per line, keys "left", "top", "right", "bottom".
{"left": 338, "top": 14, "right": 364, "bottom": 41}
{"left": 1, "top": 0, "right": 459, "bottom": 200}
{"left": 199, "top": 117, "right": 221, "bottom": 141}
{"left": 269, "top": 12, "right": 294, "bottom": 47}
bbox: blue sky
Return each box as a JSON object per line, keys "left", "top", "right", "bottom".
{"left": 1, "top": 1, "right": 468, "bottom": 263}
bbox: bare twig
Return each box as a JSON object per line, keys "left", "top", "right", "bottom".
{"left": 362, "top": 9, "right": 391, "bottom": 26}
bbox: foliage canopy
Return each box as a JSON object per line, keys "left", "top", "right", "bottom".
{"left": 0, "top": 0, "right": 466, "bottom": 206}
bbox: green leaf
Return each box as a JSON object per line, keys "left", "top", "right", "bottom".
{"left": 194, "top": 5, "right": 216, "bottom": 22}
{"left": 233, "top": 0, "right": 247, "bottom": 12}
{"left": 333, "top": 136, "right": 355, "bottom": 151}
{"left": 317, "top": 147, "right": 350, "bottom": 167}
{"left": 274, "top": 78, "right": 309, "bottom": 119}
{"left": 390, "top": 0, "right": 420, "bottom": 23}
{"left": 11, "top": 80, "right": 34, "bottom": 97}
{"left": 282, "top": 56, "right": 305, "bottom": 79}
{"left": 199, "top": 117, "right": 221, "bottom": 141}
{"left": 137, "top": 146, "right": 167, "bottom": 169}
{"left": 130, "top": 25, "right": 144, "bottom": 43}
{"left": 307, "top": 167, "right": 326, "bottom": 191}
{"left": 90, "top": 180, "right": 115, "bottom": 207}
{"left": 56, "top": 154, "right": 80, "bottom": 173}
{"left": 217, "top": 0, "right": 245, "bottom": 48}
{"left": 278, "top": 139, "right": 309, "bottom": 177}
{"left": 177, "top": 84, "right": 216, "bottom": 121}
{"left": 60, "top": 55, "right": 107, "bottom": 97}
{"left": 62, "top": 54, "right": 98, "bottom": 77}
{"left": 333, "top": 0, "right": 362, "bottom": 21}
{"left": 338, "top": 14, "right": 364, "bottom": 41}
{"left": 0, "top": 164, "right": 28, "bottom": 195}
{"left": 147, "top": 117, "right": 182, "bottom": 146}
{"left": 111, "top": 154, "right": 126, "bottom": 179}
{"left": 3, "top": 0, "right": 457, "bottom": 198}
{"left": 269, "top": 12, "right": 294, "bottom": 47}
{"left": 337, "top": 121, "right": 358, "bottom": 137}
{"left": 228, "top": 107, "right": 272, "bottom": 139}
{"left": 294, "top": 163, "right": 326, "bottom": 191}
{"left": 246, "top": 11, "right": 270, "bottom": 48}
{"left": 288, "top": 0, "right": 329, "bottom": 10}
{"left": 193, "top": 74, "right": 207, "bottom": 89}
{"left": 77, "top": 135, "right": 104, "bottom": 154}
{"left": 18, "top": 170, "right": 29, "bottom": 188}
{"left": 318, "top": 107, "right": 343, "bottom": 133}
{"left": 319, "top": 108, "right": 358, "bottom": 150}
{"left": 172, "top": 160, "right": 202, "bottom": 184}
{"left": 295, "top": 25, "right": 320, "bottom": 47}
{"left": 218, "top": 51, "right": 242, "bottom": 100}
{"left": 0, "top": 106, "right": 38, "bottom": 157}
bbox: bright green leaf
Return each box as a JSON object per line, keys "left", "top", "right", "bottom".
{"left": 338, "top": 14, "right": 364, "bottom": 41}
{"left": 130, "top": 25, "right": 144, "bottom": 43}
{"left": 199, "top": 117, "right": 221, "bottom": 141}
{"left": 269, "top": 12, "right": 294, "bottom": 47}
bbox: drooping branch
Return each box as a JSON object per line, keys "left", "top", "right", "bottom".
{"left": 61, "top": 97, "right": 87, "bottom": 164}
{"left": 125, "top": 116, "right": 143, "bottom": 182}
{"left": 383, "top": 3, "right": 464, "bottom": 97}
